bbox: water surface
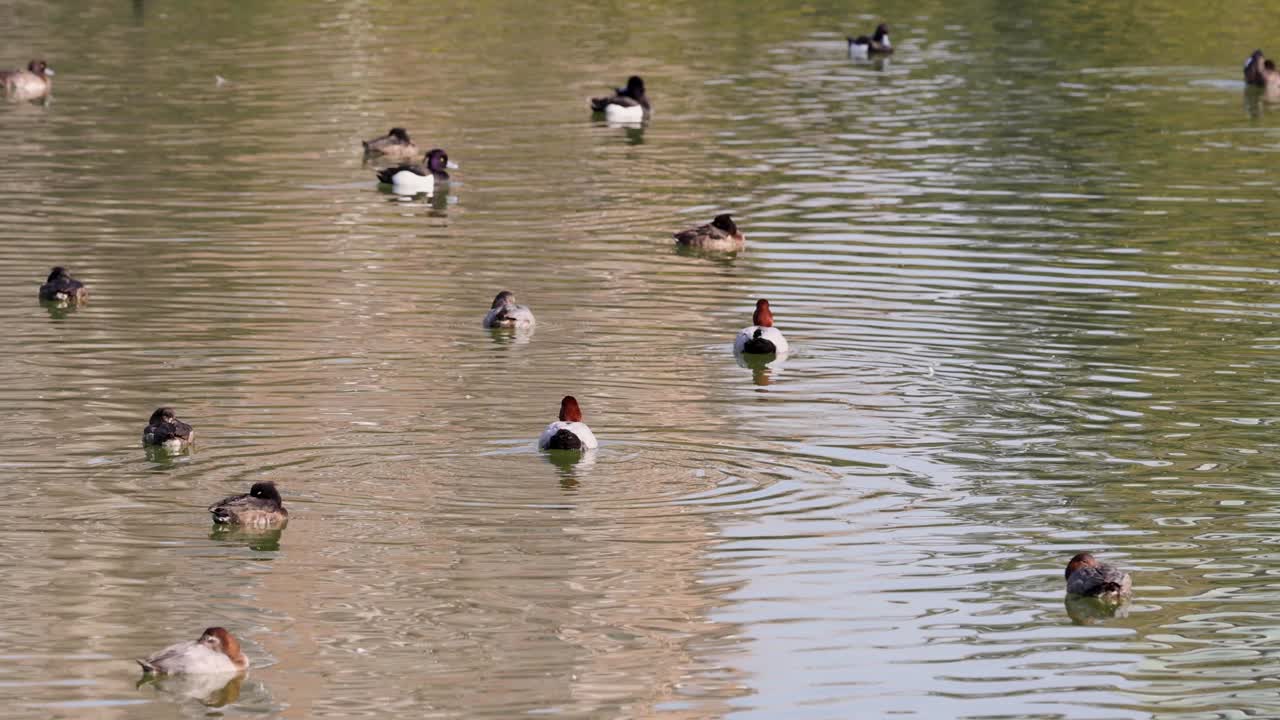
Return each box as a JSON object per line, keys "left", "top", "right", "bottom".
{"left": 3, "top": 1, "right": 1280, "bottom": 718}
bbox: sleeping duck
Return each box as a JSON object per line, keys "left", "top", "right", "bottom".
{"left": 674, "top": 214, "right": 745, "bottom": 251}
{"left": 137, "top": 627, "right": 248, "bottom": 675}
{"left": 209, "top": 481, "right": 288, "bottom": 528}
{"left": 590, "top": 75, "right": 651, "bottom": 123}
{"left": 847, "top": 24, "right": 893, "bottom": 59}
{"left": 483, "top": 290, "right": 535, "bottom": 328}
{"left": 1064, "top": 552, "right": 1132, "bottom": 600}
{"left": 38, "top": 266, "right": 87, "bottom": 303}
{"left": 375, "top": 148, "right": 451, "bottom": 195}
{"left": 142, "top": 407, "right": 194, "bottom": 451}
{"left": 1, "top": 59, "right": 54, "bottom": 101}
{"left": 362, "top": 127, "right": 420, "bottom": 161}
{"left": 734, "top": 299, "right": 789, "bottom": 355}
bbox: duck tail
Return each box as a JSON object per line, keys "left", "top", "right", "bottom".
{"left": 546, "top": 429, "right": 583, "bottom": 450}
{"left": 137, "top": 659, "right": 157, "bottom": 673}
{"left": 742, "top": 329, "right": 778, "bottom": 355}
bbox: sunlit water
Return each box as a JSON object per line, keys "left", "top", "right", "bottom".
{"left": 3, "top": 1, "right": 1280, "bottom": 718}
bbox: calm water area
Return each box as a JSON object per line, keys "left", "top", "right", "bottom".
{"left": 3, "top": 1, "right": 1280, "bottom": 718}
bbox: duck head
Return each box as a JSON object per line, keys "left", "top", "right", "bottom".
{"left": 753, "top": 299, "right": 774, "bottom": 327}
{"left": 1065, "top": 552, "right": 1098, "bottom": 580}
{"left": 388, "top": 127, "right": 411, "bottom": 142}
{"left": 711, "top": 214, "right": 738, "bottom": 235}
{"left": 249, "top": 481, "right": 282, "bottom": 503}
{"left": 873, "top": 23, "right": 890, "bottom": 46}
{"left": 149, "top": 407, "right": 178, "bottom": 425}
{"left": 199, "top": 627, "right": 245, "bottom": 664}
{"left": 425, "top": 148, "right": 451, "bottom": 175}
{"left": 558, "top": 395, "right": 583, "bottom": 422}
{"left": 46, "top": 266, "right": 70, "bottom": 282}
{"left": 28, "top": 60, "right": 53, "bottom": 77}
{"left": 623, "top": 75, "right": 646, "bottom": 98}
{"left": 491, "top": 290, "right": 516, "bottom": 309}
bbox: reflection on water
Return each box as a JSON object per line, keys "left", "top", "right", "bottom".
{"left": 1065, "top": 595, "right": 1132, "bottom": 626}
{"left": 1, "top": 0, "right": 1280, "bottom": 718}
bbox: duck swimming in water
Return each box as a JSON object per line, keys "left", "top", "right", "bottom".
{"left": 847, "top": 23, "right": 893, "bottom": 59}
{"left": 209, "top": 481, "right": 288, "bottom": 528}
{"left": 137, "top": 627, "right": 248, "bottom": 675}
{"left": 375, "top": 148, "right": 451, "bottom": 195}
{"left": 142, "top": 407, "right": 194, "bottom": 451}
{"left": 1, "top": 59, "right": 54, "bottom": 101}
{"left": 734, "top": 299, "right": 789, "bottom": 355}
{"left": 362, "top": 127, "right": 421, "bottom": 161}
{"left": 483, "top": 290, "right": 536, "bottom": 328}
{"left": 1244, "top": 50, "right": 1280, "bottom": 94}
{"left": 590, "top": 75, "right": 651, "bottom": 123}
{"left": 538, "top": 396, "right": 598, "bottom": 451}
{"left": 38, "top": 266, "right": 87, "bottom": 303}
{"left": 1064, "top": 552, "right": 1132, "bottom": 600}
{"left": 673, "top": 213, "right": 745, "bottom": 251}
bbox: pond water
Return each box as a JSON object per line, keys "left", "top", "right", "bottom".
{"left": 3, "top": 1, "right": 1280, "bottom": 718}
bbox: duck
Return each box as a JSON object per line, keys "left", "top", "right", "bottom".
{"left": 1, "top": 59, "right": 54, "bottom": 101}
{"left": 38, "top": 266, "right": 87, "bottom": 303}
{"left": 137, "top": 627, "right": 248, "bottom": 675}
{"left": 538, "top": 396, "right": 599, "bottom": 451}
{"left": 362, "top": 127, "right": 420, "bottom": 161}
{"left": 734, "top": 299, "right": 790, "bottom": 355}
{"left": 142, "top": 407, "right": 195, "bottom": 451}
{"left": 847, "top": 23, "right": 893, "bottom": 58}
{"left": 1245, "top": 50, "right": 1266, "bottom": 85}
{"left": 673, "top": 214, "right": 745, "bottom": 251}
{"left": 209, "top": 481, "right": 288, "bottom": 528}
{"left": 1245, "top": 50, "right": 1280, "bottom": 93}
{"left": 375, "top": 148, "right": 451, "bottom": 195}
{"left": 483, "top": 290, "right": 536, "bottom": 328}
{"left": 590, "top": 75, "right": 651, "bottom": 123}
{"left": 1064, "top": 552, "right": 1132, "bottom": 600}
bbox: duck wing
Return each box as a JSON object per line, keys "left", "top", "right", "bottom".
{"left": 138, "top": 640, "right": 198, "bottom": 674}
{"left": 673, "top": 223, "right": 713, "bottom": 244}
{"left": 375, "top": 163, "right": 426, "bottom": 184}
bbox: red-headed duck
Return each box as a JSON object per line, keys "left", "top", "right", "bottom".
{"left": 38, "top": 266, "right": 87, "bottom": 304}
{"left": 142, "top": 407, "right": 194, "bottom": 451}
{"left": 362, "top": 127, "right": 420, "bottom": 161}
{"left": 1, "top": 59, "right": 53, "bottom": 101}
{"left": 137, "top": 627, "right": 248, "bottom": 675}
{"left": 1065, "top": 552, "right": 1132, "bottom": 599}
{"left": 538, "top": 396, "right": 599, "bottom": 450}
{"left": 674, "top": 214, "right": 745, "bottom": 251}
{"left": 209, "top": 481, "right": 288, "bottom": 528}
{"left": 483, "top": 290, "right": 536, "bottom": 328}
{"left": 847, "top": 24, "right": 893, "bottom": 58}
{"left": 734, "top": 299, "right": 789, "bottom": 355}
{"left": 590, "top": 75, "right": 650, "bottom": 123}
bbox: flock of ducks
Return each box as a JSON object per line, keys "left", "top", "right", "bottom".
{"left": 10, "top": 20, "right": 1153, "bottom": 680}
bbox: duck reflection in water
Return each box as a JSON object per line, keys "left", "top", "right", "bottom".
{"left": 1064, "top": 594, "right": 1131, "bottom": 625}
{"left": 736, "top": 350, "right": 785, "bottom": 386}
{"left": 543, "top": 445, "right": 597, "bottom": 488}
{"left": 210, "top": 525, "right": 284, "bottom": 551}
{"left": 138, "top": 669, "right": 245, "bottom": 707}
